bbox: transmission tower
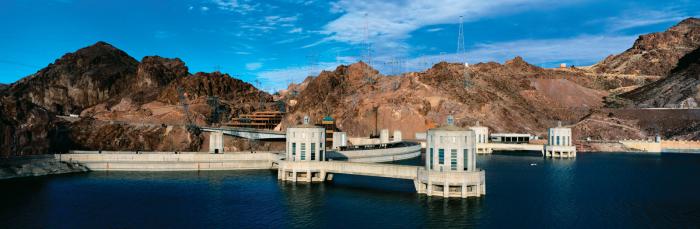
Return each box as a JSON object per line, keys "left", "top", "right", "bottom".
{"left": 457, "top": 16, "right": 471, "bottom": 88}
{"left": 177, "top": 86, "right": 195, "bottom": 130}
{"left": 457, "top": 16, "right": 466, "bottom": 61}
{"left": 362, "top": 13, "right": 375, "bottom": 84}
{"left": 207, "top": 96, "right": 221, "bottom": 125}
{"left": 305, "top": 52, "right": 319, "bottom": 77}
{"left": 254, "top": 80, "right": 264, "bottom": 110}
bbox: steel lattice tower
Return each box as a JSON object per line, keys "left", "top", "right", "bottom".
{"left": 457, "top": 16, "right": 465, "bottom": 60}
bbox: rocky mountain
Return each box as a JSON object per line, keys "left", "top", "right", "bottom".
{"left": 281, "top": 57, "right": 613, "bottom": 140}
{"left": 593, "top": 17, "right": 700, "bottom": 76}
{"left": 0, "top": 83, "right": 7, "bottom": 92}
{"left": 0, "top": 42, "right": 270, "bottom": 157}
{"left": 7, "top": 42, "right": 140, "bottom": 114}
{"left": 620, "top": 46, "right": 700, "bottom": 108}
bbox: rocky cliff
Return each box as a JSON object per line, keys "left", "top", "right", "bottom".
{"left": 0, "top": 42, "right": 270, "bottom": 157}
{"left": 7, "top": 42, "right": 139, "bottom": 114}
{"left": 593, "top": 18, "right": 700, "bottom": 76}
{"left": 620, "top": 46, "right": 700, "bottom": 107}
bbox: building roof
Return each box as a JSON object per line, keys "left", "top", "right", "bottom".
{"left": 290, "top": 115, "right": 323, "bottom": 129}
{"left": 290, "top": 123, "right": 323, "bottom": 129}
{"left": 430, "top": 125, "right": 469, "bottom": 131}
{"left": 429, "top": 115, "right": 469, "bottom": 131}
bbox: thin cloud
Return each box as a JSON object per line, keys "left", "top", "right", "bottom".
{"left": 261, "top": 34, "right": 637, "bottom": 91}
{"left": 246, "top": 62, "right": 263, "bottom": 70}
{"left": 212, "top": 0, "right": 258, "bottom": 14}
{"left": 601, "top": 8, "right": 693, "bottom": 31}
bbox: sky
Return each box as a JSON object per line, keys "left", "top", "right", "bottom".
{"left": 1, "top": 0, "right": 699, "bottom": 91}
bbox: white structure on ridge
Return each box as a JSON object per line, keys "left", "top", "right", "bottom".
{"left": 393, "top": 130, "right": 402, "bottom": 142}
{"left": 286, "top": 116, "right": 326, "bottom": 161}
{"left": 469, "top": 121, "right": 492, "bottom": 154}
{"left": 415, "top": 116, "right": 485, "bottom": 197}
{"left": 209, "top": 131, "right": 224, "bottom": 154}
{"left": 380, "top": 129, "right": 390, "bottom": 144}
{"left": 332, "top": 132, "right": 347, "bottom": 149}
{"left": 544, "top": 121, "right": 576, "bottom": 158}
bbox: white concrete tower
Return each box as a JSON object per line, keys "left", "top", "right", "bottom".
{"left": 209, "top": 131, "right": 224, "bottom": 154}
{"left": 426, "top": 116, "right": 477, "bottom": 172}
{"left": 416, "top": 115, "right": 485, "bottom": 198}
{"left": 469, "top": 121, "right": 491, "bottom": 154}
{"left": 393, "top": 130, "right": 402, "bottom": 142}
{"left": 544, "top": 121, "right": 576, "bottom": 158}
{"left": 286, "top": 116, "right": 326, "bottom": 161}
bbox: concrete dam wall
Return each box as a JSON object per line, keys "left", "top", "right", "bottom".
{"left": 56, "top": 152, "right": 282, "bottom": 171}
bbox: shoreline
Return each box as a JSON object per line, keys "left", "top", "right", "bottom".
{"left": 0, "top": 155, "right": 89, "bottom": 180}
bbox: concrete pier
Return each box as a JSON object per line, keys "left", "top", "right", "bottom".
{"left": 414, "top": 168, "right": 486, "bottom": 198}
{"left": 477, "top": 143, "right": 545, "bottom": 154}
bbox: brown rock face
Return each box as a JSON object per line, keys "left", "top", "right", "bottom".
{"left": 157, "top": 71, "right": 272, "bottom": 121}
{"left": 283, "top": 58, "right": 610, "bottom": 140}
{"left": 128, "top": 56, "right": 189, "bottom": 104}
{"left": 621, "top": 46, "right": 700, "bottom": 107}
{"left": 7, "top": 41, "right": 139, "bottom": 114}
{"left": 594, "top": 17, "right": 700, "bottom": 76}
{"left": 0, "top": 97, "right": 54, "bottom": 155}
{"left": 0, "top": 42, "right": 270, "bottom": 157}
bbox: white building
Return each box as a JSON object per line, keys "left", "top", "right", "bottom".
{"left": 544, "top": 122, "right": 576, "bottom": 158}
{"left": 426, "top": 118, "right": 476, "bottom": 172}
{"left": 393, "top": 130, "right": 402, "bottom": 142}
{"left": 380, "top": 129, "right": 390, "bottom": 144}
{"left": 286, "top": 116, "right": 326, "bottom": 161}
{"left": 469, "top": 121, "right": 491, "bottom": 154}
{"left": 209, "top": 131, "right": 224, "bottom": 154}
{"left": 332, "top": 132, "right": 347, "bottom": 149}
{"left": 415, "top": 116, "right": 485, "bottom": 198}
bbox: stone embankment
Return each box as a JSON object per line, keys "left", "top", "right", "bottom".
{"left": 0, "top": 155, "right": 88, "bottom": 180}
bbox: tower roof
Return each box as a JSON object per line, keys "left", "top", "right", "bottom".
{"left": 430, "top": 115, "right": 469, "bottom": 131}
{"left": 291, "top": 115, "right": 322, "bottom": 128}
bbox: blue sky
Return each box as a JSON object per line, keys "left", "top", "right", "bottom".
{"left": 1, "top": 0, "right": 699, "bottom": 91}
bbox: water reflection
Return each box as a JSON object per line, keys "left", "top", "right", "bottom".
{"left": 1, "top": 153, "right": 699, "bottom": 228}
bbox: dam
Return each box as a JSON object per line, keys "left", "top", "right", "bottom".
{"left": 54, "top": 116, "right": 575, "bottom": 198}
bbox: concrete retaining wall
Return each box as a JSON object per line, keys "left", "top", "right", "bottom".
{"left": 329, "top": 144, "right": 421, "bottom": 162}
{"left": 619, "top": 140, "right": 700, "bottom": 153}
{"left": 56, "top": 152, "right": 281, "bottom": 171}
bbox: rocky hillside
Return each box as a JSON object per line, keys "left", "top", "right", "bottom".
{"left": 0, "top": 42, "right": 270, "bottom": 157}
{"left": 620, "top": 46, "right": 700, "bottom": 107}
{"left": 281, "top": 58, "right": 614, "bottom": 140}
{"left": 593, "top": 18, "right": 700, "bottom": 76}
{"left": 7, "top": 42, "right": 140, "bottom": 114}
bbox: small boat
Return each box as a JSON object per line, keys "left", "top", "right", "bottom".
{"left": 529, "top": 163, "right": 537, "bottom": 166}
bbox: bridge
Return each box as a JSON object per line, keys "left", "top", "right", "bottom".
{"left": 477, "top": 143, "right": 544, "bottom": 154}
{"left": 200, "top": 127, "right": 286, "bottom": 140}
{"left": 277, "top": 161, "right": 420, "bottom": 182}
{"left": 277, "top": 160, "right": 486, "bottom": 198}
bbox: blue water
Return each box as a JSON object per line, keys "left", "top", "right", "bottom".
{"left": 1, "top": 153, "right": 699, "bottom": 228}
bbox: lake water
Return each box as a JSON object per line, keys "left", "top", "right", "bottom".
{"left": 1, "top": 153, "right": 699, "bottom": 228}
